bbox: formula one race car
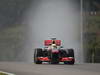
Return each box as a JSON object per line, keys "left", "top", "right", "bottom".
{"left": 34, "top": 38, "right": 75, "bottom": 64}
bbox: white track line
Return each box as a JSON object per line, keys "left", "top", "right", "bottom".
{"left": 0, "top": 71, "right": 15, "bottom": 75}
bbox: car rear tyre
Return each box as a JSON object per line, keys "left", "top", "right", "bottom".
{"left": 67, "top": 49, "right": 75, "bottom": 65}
{"left": 68, "top": 49, "right": 74, "bottom": 57}
{"left": 34, "top": 48, "right": 43, "bottom": 64}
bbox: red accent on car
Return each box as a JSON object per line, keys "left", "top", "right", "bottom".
{"left": 60, "top": 57, "right": 74, "bottom": 61}
{"left": 44, "top": 40, "right": 52, "bottom": 46}
{"left": 52, "top": 50, "right": 59, "bottom": 53}
{"left": 55, "top": 40, "right": 61, "bottom": 46}
{"left": 38, "top": 57, "right": 50, "bottom": 61}
{"left": 44, "top": 40, "right": 61, "bottom": 46}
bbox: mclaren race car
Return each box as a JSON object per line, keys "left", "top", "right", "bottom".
{"left": 34, "top": 38, "right": 75, "bottom": 64}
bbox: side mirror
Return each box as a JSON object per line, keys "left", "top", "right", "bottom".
{"left": 60, "top": 46, "right": 63, "bottom": 48}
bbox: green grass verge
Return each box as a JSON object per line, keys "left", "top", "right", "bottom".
{"left": 0, "top": 72, "right": 8, "bottom": 75}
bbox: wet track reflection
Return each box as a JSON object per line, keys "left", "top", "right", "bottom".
{"left": 0, "top": 62, "right": 100, "bottom": 75}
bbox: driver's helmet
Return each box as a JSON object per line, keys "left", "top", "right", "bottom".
{"left": 51, "top": 44, "right": 57, "bottom": 48}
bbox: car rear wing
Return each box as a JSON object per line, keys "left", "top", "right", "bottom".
{"left": 44, "top": 40, "right": 61, "bottom": 46}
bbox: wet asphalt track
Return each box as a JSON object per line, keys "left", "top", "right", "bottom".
{"left": 0, "top": 62, "right": 100, "bottom": 75}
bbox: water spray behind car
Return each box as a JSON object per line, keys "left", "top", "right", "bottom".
{"left": 23, "top": 0, "right": 84, "bottom": 63}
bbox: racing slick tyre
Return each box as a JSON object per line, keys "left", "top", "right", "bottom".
{"left": 59, "top": 49, "right": 67, "bottom": 57}
{"left": 34, "top": 48, "right": 43, "bottom": 64}
{"left": 68, "top": 49, "right": 74, "bottom": 57}
{"left": 64, "top": 49, "right": 75, "bottom": 65}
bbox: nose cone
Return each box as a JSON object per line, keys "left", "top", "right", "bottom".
{"left": 52, "top": 50, "right": 59, "bottom": 53}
